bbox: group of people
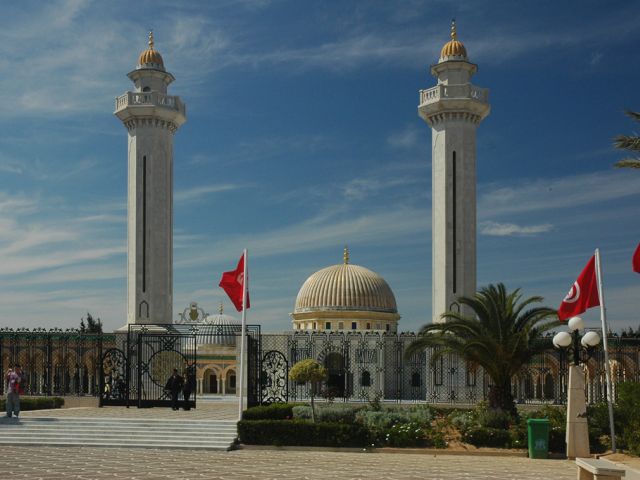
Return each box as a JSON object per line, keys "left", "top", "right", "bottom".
{"left": 5, "top": 364, "right": 24, "bottom": 418}
{"left": 165, "top": 369, "right": 194, "bottom": 411}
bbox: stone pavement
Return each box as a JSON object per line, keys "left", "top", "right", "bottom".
{"left": 2, "top": 401, "right": 582, "bottom": 479}
{"left": 0, "top": 447, "right": 577, "bottom": 480}
{"left": 19, "top": 399, "right": 240, "bottom": 421}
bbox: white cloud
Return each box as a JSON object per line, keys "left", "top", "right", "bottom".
{"left": 175, "top": 184, "right": 241, "bottom": 203}
{"left": 387, "top": 125, "right": 423, "bottom": 149}
{"left": 342, "top": 177, "right": 421, "bottom": 201}
{"left": 480, "top": 221, "right": 553, "bottom": 237}
{"left": 478, "top": 171, "right": 640, "bottom": 218}
{"left": 175, "top": 206, "right": 430, "bottom": 269}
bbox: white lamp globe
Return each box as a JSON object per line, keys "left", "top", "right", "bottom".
{"left": 581, "top": 331, "right": 601, "bottom": 348}
{"left": 568, "top": 316, "right": 585, "bottom": 332}
{"left": 553, "top": 331, "right": 572, "bottom": 348}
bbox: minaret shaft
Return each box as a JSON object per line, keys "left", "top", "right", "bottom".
{"left": 126, "top": 127, "right": 174, "bottom": 324}
{"left": 115, "top": 35, "right": 186, "bottom": 325}
{"left": 418, "top": 23, "right": 490, "bottom": 323}
{"left": 431, "top": 121, "right": 478, "bottom": 322}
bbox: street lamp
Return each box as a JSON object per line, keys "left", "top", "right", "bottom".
{"left": 552, "top": 316, "right": 601, "bottom": 459}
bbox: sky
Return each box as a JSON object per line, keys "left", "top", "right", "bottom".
{"left": 0, "top": 0, "right": 639, "bottom": 333}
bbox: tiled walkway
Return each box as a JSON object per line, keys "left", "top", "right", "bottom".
{"left": 0, "top": 400, "right": 613, "bottom": 479}
{"left": 0, "top": 447, "right": 577, "bottom": 479}
{"left": 19, "top": 398, "right": 240, "bottom": 421}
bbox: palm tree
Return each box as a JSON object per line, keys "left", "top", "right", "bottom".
{"left": 406, "top": 283, "right": 559, "bottom": 417}
{"left": 614, "top": 110, "right": 640, "bottom": 169}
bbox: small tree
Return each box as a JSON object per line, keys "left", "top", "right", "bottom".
{"left": 288, "top": 359, "right": 327, "bottom": 423}
{"left": 80, "top": 312, "right": 103, "bottom": 334}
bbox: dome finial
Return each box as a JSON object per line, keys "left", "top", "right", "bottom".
{"left": 148, "top": 30, "right": 154, "bottom": 50}
{"left": 343, "top": 246, "right": 349, "bottom": 265}
{"left": 450, "top": 19, "right": 457, "bottom": 40}
{"left": 219, "top": 301, "right": 224, "bottom": 315}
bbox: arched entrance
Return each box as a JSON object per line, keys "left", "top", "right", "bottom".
{"left": 226, "top": 369, "right": 236, "bottom": 394}
{"left": 203, "top": 368, "right": 218, "bottom": 394}
{"left": 324, "top": 352, "right": 345, "bottom": 398}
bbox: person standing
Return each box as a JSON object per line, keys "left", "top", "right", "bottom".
{"left": 6, "top": 364, "right": 23, "bottom": 418}
{"left": 165, "top": 369, "right": 183, "bottom": 411}
{"left": 182, "top": 371, "right": 194, "bottom": 411}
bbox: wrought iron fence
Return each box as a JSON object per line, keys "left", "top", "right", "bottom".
{"left": 1, "top": 328, "right": 638, "bottom": 407}
{"left": 260, "top": 331, "right": 640, "bottom": 405}
{"left": 0, "top": 328, "right": 113, "bottom": 396}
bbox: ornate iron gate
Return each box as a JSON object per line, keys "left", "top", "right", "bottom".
{"left": 246, "top": 326, "right": 262, "bottom": 407}
{"left": 261, "top": 350, "right": 288, "bottom": 404}
{"left": 99, "top": 325, "right": 196, "bottom": 408}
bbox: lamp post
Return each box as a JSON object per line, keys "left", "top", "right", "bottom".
{"left": 553, "top": 316, "right": 601, "bottom": 459}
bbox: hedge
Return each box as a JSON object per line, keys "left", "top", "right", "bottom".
{"left": 0, "top": 397, "right": 64, "bottom": 411}
{"left": 238, "top": 419, "right": 371, "bottom": 447}
{"left": 242, "top": 403, "right": 304, "bottom": 420}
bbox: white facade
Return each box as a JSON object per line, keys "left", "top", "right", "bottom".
{"left": 114, "top": 35, "right": 186, "bottom": 325}
{"left": 418, "top": 24, "right": 490, "bottom": 322}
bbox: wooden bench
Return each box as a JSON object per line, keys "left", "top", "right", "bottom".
{"left": 576, "top": 458, "right": 625, "bottom": 480}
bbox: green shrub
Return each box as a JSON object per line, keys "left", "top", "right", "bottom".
{"left": 0, "top": 397, "right": 64, "bottom": 411}
{"left": 384, "top": 421, "right": 425, "bottom": 448}
{"left": 476, "top": 408, "right": 512, "bottom": 429}
{"left": 238, "top": 419, "right": 371, "bottom": 447}
{"left": 355, "top": 405, "right": 433, "bottom": 433}
{"left": 586, "top": 402, "right": 611, "bottom": 453}
{"left": 243, "top": 403, "right": 302, "bottom": 420}
{"left": 616, "top": 382, "right": 640, "bottom": 455}
{"left": 463, "top": 426, "right": 512, "bottom": 448}
{"left": 292, "top": 404, "right": 363, "bottom": 423}
{"left": 448, "top": 410, "right": 476, "bottom": 433}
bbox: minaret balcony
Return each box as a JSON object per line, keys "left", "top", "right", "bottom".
{"left": 115, "top": 91, "right": 186, "bottom": 117}
{"left": 419, "top": 84, "right": 490, "bottom": 123}
{"left": 419, "top": 84, "right": 489, "bottom": 105}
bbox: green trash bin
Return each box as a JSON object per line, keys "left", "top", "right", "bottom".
{"left": 527, "top": 418, "right": 550, "bottom": 459}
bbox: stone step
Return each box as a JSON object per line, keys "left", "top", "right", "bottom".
{"left": 1, "top": 430, "right": 236, "bottom": 440}
{"left": 4, "top": 422, "right": 237, "bottom": 432}
{"left": 0, "top": 440, "right": 235, "bottom": 450}
{"left": 0, "top": 416, "right": 238, "bottom": 450}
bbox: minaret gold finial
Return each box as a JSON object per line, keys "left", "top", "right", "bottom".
{"left": 343, "top": 246, "right": 349, "bottom": 265}
{"left": 450, "top": 19, "right": 457, "bottom": 40}
{"left": 219, "top": 302, "right": 224, "bottom": 315}
{"left": 148, "top": 30, "right": 154, "bottom": 50}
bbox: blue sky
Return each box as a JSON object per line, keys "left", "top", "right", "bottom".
{"left": 0, "top": 0, "right": 639, "bottom": 333}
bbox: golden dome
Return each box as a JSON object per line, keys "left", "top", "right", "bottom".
{"left": 137, "top": 31, "right": 165, "bottom": 69}
{"left": 294, "top": 253, "right": 398, "bottom": 314}
{"left": 439, "top": 20, "right": 467, "bottom": 61}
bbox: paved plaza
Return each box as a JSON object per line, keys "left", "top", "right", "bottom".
{"left": 0, "top": 447, "right": 576, "bottom": 480}
{"left": 3, "top": 401, "right": 638, "bottom": 479}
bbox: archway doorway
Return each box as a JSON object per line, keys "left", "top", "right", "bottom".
{"left": 324, "top": 352, "right": 345, "bottom": 398}
{"left": 226, "top": 370, "right": 236, "bottom": 395}
{"left": 209, "top": 373, "right": 218, "bottom": 393}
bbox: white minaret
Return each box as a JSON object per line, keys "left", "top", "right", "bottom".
{"left": 418, "top": 22, "right": 490, "bottom": 323}
{"left": 115, "top": 32, "right": 186, "bottom": 325}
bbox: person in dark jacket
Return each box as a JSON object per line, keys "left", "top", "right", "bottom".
{"left": 165, "top": 369, "right": 183, "bottom": 411}
{"left": 182, "top": 371, "right": 195, "bottom": 411}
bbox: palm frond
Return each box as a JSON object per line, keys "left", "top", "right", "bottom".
{"left": 613, "top": 135, "right": 640, "bottom": 152}
{"left": 614, "top": 159, "right": 640, "bottom": 169}
{"left": 407, "top": 282, "right": 557, "bottom": 404}
{"left": 624, "top": 110, "right": 640, "bottom": 122}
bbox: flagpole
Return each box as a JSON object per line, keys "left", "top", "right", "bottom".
{"left": 238, "top": 248, "right": 248, "bottom": 421}
{"left": 595, "top": 248, "right": 616, "bottom": 452}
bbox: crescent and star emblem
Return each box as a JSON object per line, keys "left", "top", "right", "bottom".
{"left": 563, "top": 281, "right": 580, "bottom": 304}
{"left": 237, "top": 273, "right": 244, "bottom": 285}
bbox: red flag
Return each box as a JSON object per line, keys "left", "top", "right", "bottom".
{"left": 633, "top": 243, "right": 640, "bottom": 274}
{"left": 558, "top": 255, "right": 600, "bottom": 321}
{"left": 219, "top": 253, "right": 250, "bottom": 312}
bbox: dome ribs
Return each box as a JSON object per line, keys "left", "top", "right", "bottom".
{"left": 292, "top": 263, "right": 397, "bottom": 314}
